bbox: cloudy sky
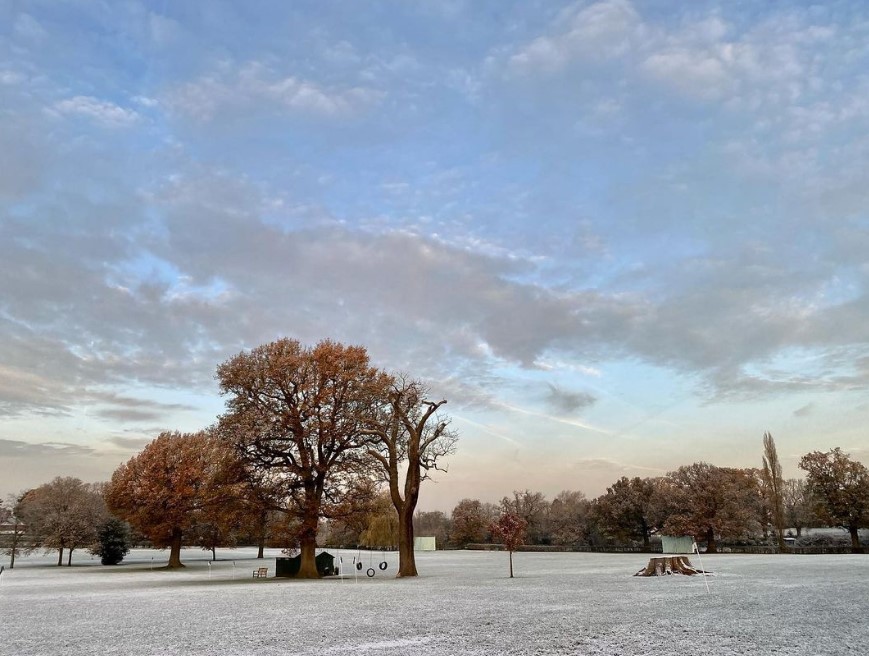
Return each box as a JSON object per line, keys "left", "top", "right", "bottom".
{"left": 2, "top": 0, "right": 869, "bottom": 510}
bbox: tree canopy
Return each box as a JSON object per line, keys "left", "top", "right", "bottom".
{"left": 16, "top": 477, "right": 107, "bottom": 566}
{"left": 216, "top": 338, "right": 391, "bottom": 578}
{"left": 106, "top": 431, "right": 241, "bottom": 568}
{"left": 799, "top": 447, "right": 869, "bottom": 552}
{"left": 661, "top": 463, "right": 760, "bottom": 553}
{"left": 593, "top": 476, "right": 661, "bottom": 550}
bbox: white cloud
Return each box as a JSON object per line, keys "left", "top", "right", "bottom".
{"left": 509, "top": 0, "right": 643, "bottom": 73}
{"left": 168, "top": 61, "right": 384, "bottom": 121}
{"left": 51, "top": 96, "right": 140, "bottom": 127}
{"left": 503, "top": 2, "right": 839, "bottom": 113}
{"left": 641, "top": 47, "right": 735, "bottom": 101}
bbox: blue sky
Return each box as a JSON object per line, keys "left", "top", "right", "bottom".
{"left": 2, "top": 0, "right": 869, "bottom": 509}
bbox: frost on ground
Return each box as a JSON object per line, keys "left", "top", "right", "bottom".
{"left": 1, "top": 549, "right": 867, "bottom": 655}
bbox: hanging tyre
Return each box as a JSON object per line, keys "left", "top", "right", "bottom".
{"left": 366, "top": 568, "right": 375, "bottom": 577}
{"left": 356, "top": 562, "right": 363, "bottom": 571}
{"left": 379, "top": 561, "right": 387, "bottom": 571}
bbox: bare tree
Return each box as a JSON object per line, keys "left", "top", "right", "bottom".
{"left": 782, "top": 478, "right": 812, "bottom": 537}
{"left": 761, "top": 432, "right": 786, "bottom": 549}
{"left": 363, "top": 377, "right": 457, "bottom": 576}
{"left": 1, "top": 494, "right": 29, "bottom": 569}
{"left": 548, "top": 490, "right": 591, "bottom": 548}
{"left": 413, "top": 510, "right": 451, "bottom": 549}
{"left": 500, "top": 490, "right": 549, "bottom": 545}
{"left": 16, "top": 478, "right": 107, "bottom": 566}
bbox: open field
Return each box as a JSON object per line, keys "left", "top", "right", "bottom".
{"left": 1, "top": 548, "right": 866, "bottom": 655}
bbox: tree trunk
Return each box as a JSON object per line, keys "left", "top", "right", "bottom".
{"left": 396, "top": 502, "right": 417, "bottom": 577}
{"left": 67, "top": 547, "right": 74, "bottom": 566}
{"left": 211, "top": 546, "right": 217, "bottom": 562}
{"left": 508, "top": 550, "right": 514, "bottom": 578}
{"left": 257, "top": 535, "right": 265, "bottom": 559}
{"left": 849, "top": 526, "right": 863, "bottom": 553}
{"left": 57, "top": 546, "right": 64, "bottom": 567}
{"left": 167, "top": 527, "right": 184, "bottom": 568}
{"left": 635, "top": 556, "right": 709, "bottom": 576}
{"left": 294, "top": 486, "right": 321, "bottom": 578}
{"left": 641, "top": 521, "right": 651, "bottom": 552}
{"left": 795, "top": 526, "right": 802, "bottom": 537}
{"left": 297, "top": 536, "right": 319, "bottom": 578}
{"left": 705, "top": 527, "right": 717, "bottom": 554}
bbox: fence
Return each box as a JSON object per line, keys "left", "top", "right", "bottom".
{"left": 464, "top": 544, "right": 863, "bottom": 554}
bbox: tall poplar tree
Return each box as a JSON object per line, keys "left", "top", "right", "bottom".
{"left": 761, "top": 432, "right": 786, "bottom": 549}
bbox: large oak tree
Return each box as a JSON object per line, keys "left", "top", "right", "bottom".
{"left": 799, "top": 448, "right": 869, "bottom": 552}
{"left": 661, "top": 463, "right": 761, "bottom": 553}
{"left": 217, "top": 338, "right": 390, "bottom": 578}
{"left": 594, "top": 476, "right": 662, "bottom": 551}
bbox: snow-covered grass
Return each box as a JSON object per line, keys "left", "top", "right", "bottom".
{"left": 1, "top": 548, "right": 866, "bottom": 655}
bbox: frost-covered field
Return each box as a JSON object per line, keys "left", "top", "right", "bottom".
{"left": 1, "top": 548, "right": 866, "bottom": 655}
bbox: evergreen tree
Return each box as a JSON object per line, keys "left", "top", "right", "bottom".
{"left": 92, "top": 518, "right": 131, "bottom": 565}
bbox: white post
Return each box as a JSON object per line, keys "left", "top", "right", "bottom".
{"left": 693, "top": 542, "right": 710, "bottom": 594}
{"left": 232, "top": 561, "right": 236, "bottom": 580}
{"left": 207, "top": 561, "right": 212, "bottom": 579}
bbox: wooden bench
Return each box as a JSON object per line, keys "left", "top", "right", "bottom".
{"left": 252, "top": 567, "right": 268, "bottom": 578}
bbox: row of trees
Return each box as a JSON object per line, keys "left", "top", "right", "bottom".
{"left": 3, "top": 339, "right": 456, "bottom": 577}
{"left": 1, "top": 478, "right": 130, "bottom": 567}
{"left": 417, "top": 438, "right": 869, "bottom": 553}
{"left": 103, "top": 338, "right": 457, "bottom": 577}
{"left": 5, "top": 359, "right": 868, "bottom": 568}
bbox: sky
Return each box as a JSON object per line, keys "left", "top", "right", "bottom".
{"left": 2, "top": 0, "right": 869, "bottom": 512}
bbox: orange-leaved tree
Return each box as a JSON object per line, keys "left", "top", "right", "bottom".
{"left": 216, "top": 338, "right": 390, "bottom": 578}
{"left": 105, "top": 431, "right": 242, "bottom": 568}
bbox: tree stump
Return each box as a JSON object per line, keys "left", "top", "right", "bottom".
{"left": 634, "top": 556, "right": 709, "bottom": 576}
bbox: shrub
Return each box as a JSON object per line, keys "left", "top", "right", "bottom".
{"left": 91, "top": 518, "right": 131, "bottom": 565}
{"left": 795, "top": 532, "right": 850, "bottom": 548}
